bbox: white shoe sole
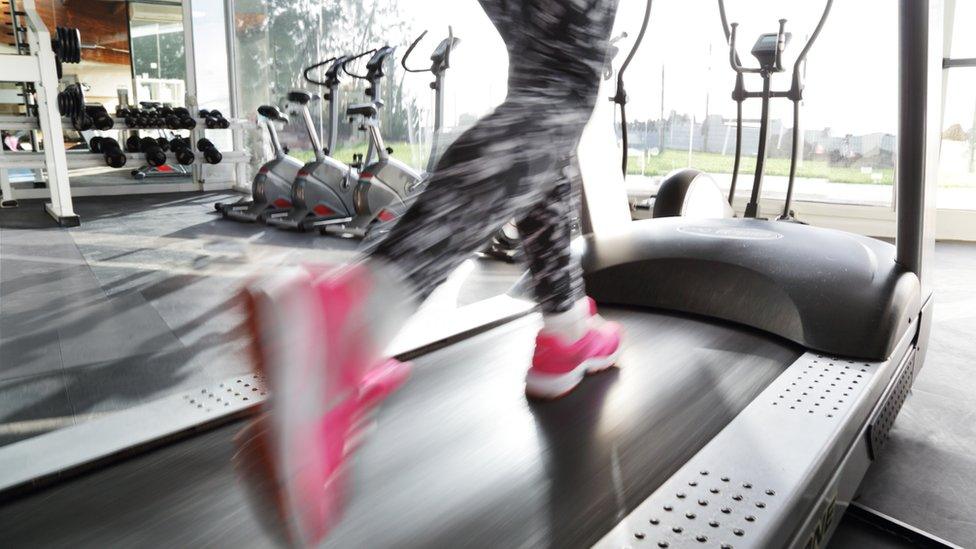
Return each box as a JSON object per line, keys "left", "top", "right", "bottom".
{"left": 524, "top": 345, "right": 622, "bottom": 399}
{"left": 246, "top": 267, "right": 331, "bottom": 545}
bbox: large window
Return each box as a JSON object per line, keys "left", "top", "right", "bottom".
{"left": 232, "top": 0, "right": 507, "bottom": 175}
{"left": 619, "top": 0, "right": 898, "bottom": 210}
{"left": 939, "top": 0, "right": 976, "bottom": 211}
{"left": 130, "top": 2, "right": 187, "bottom": 104}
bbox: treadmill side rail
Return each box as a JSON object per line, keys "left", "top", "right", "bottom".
{"left": 591, "top": 328, "right": 915, "bottom": 549}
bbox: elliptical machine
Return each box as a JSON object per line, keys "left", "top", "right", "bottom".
{"left": 400, "top": 28, "right": 460, "bottom": 174}
{"left": 214, "top": 105, "right": 302, "bottom": 222}
{"left": 265, "top": 55, "right": 360, "bottom": 231}
{"left": 655, "top": 3, "right": 831, "bottom": 221}
{"left": 720, "top": 0, "right": 833, "bottom": 221}
{"left": 321, "top": 31, "right": 458, "bottom": 238}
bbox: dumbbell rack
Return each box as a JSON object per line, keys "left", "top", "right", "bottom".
{"left": 0, "top": 0, "right": 252, "bottom": 226}
{"left": 0, "top": 0, "right": 76, "bottom": 225}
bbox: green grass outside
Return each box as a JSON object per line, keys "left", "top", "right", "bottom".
{"left": 628, "top": 149, "right": 895, "bottom": 185}
{"left": 291, "top": 142, "right": 427, "bottom": 168}
{"left": 290, "top": 144, "right": 976, "bottom": 188}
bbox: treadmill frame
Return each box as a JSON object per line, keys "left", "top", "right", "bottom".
{"left": 590, "top": 1, "right": 940, "bottom": 546}
{"left": 0, "top": 1, "right": 942, "bottom": 548}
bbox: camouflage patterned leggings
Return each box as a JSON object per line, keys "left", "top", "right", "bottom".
{"left": 369, "top": 0, "right": 620, "bottom": 314}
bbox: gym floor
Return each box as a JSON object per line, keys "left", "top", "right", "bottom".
{"left": 0, "top": 192, "right": 517, "bottom": 447}
{"left": 0, "top": 192, "right": 974, "bottom": 545}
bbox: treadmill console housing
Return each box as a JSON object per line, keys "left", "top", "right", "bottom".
{"left": 582, "top": 217, "right": 920, "bottom": 361}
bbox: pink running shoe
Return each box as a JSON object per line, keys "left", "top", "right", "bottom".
{"left": 234, "top": 265, "right": 411, "bottom": 546}
{"left": 525, "top": 298, "right": 622, "bottom": 399}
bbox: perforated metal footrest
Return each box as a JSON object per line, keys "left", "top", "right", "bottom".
{"left": 593, "top": 330, "right": 915, "bottom": 549}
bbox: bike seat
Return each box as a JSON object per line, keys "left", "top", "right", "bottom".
{"left": 346, "top": 102, "right": 378, "bottom": 118}
{"left": 287, "top": 91, "right": 314, "bottom": 105}
{"left": 257, "top": 105, "right": 287, "bottom": 122}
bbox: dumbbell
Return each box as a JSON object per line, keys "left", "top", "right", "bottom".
{"left": 139, "top": 136, "right": 167, "bottom": 167}
{"left": 156, "top": 137, "right": 170, "bottom": 152}
{"left": 125, "top": 108, "right": 148, "bottom": 128}
{"left": 169, "top": 137, "right": 195, "bottom": 165}
{"left": 125, "top": 134, "right": 142, "bottom": 153}
{"left": 173, "top": 107, "right": 196, "bottom": 129}
{"left": 85, "top": 104, "right": 114, "bottom": 131}
{"left": 90, "top": 137, "right": 127, "bottom": 168}
{"left": 196, "top": 138, "right": 222, "bottom": 164}
{"left": 200, "top": 109, "right": 230, "bottom": 129}
{"left": 123, "top": 110, "right": 139, "bottom": 128}
{"left": 71, "top": 112, "right": 94, "bottom": 131}
{"left": 158, "top": 106, "right": 181, "bottom": 129}
{"left": 200, "top": 109, "right": 217, "bottom": 128}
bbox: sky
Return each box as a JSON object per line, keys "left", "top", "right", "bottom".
{"left": 398, "top": 0, "right": 976, "bottom": 137}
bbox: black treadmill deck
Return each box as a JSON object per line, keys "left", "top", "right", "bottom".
{"left": 0, "top": 308, "right": 799, "bottom": 547}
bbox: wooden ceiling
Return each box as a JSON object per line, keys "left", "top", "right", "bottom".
{"left": 1, "top": 0, "right": 130, "bottom": 65}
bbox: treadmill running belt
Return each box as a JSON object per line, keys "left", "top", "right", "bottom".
{"left": 0, "top": 308, "right": 799, "bottom": 548}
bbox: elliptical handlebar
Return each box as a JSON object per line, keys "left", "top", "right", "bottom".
{"left": 728, "top": 24, "right": 747, "bottom": 73}
{"left": 303, "top": 55, "right": 352, "bottom": 87}
{"left": 402, "top": 30, "right": 431, "bottom": 73}
{"left": 614, "top": 0, "right": 653, "bottom": 177}
{"left": 774, "top": 19, "right": 788, "bottom": 72}
{"left": 719, "top": 0, "right": 832, "bottom": 77}
{"left": 342, "top": 46, "right": 396, "bottom": 80}
{"left": 402, "top": 27, "right": 459, "bottom": 75}
{"left": 790, "top": 0, "right": 833, "bottom": 81}
{"left": 340, "top": 49, "right": 378, "bottom": 79}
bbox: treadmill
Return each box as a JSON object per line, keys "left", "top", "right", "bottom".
{"left": 0, "top": 1, "right": 941, "bottom": 548}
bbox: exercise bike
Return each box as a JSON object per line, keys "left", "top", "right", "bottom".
{"left": 214, "top": 105, "right": 302, "bottom": 222}
{"left": 264, "top": 55, "right": 360, "bottom": 232}
{"left": 321, "top": 30, "right": 458, "bottom": 239}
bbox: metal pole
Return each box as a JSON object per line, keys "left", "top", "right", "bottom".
{"left": 782, "top": 99, "right": 801, "bottom": 219}
{"left": 299, "top": 104, "right": 325, "bottom": 163}
{"left": 745, "top": 75, "right": 772, "bottom": 218}
{"left": 327, "top": 83, "right": 339, "bottom": 153}
{"left": 729, "top": 99, "right": 743, "bottom": 204}
{"left": 181, "top": 0, "right": 201, "bottom": 185}
{"left": 223, "top": 0, "right": 247, "bottom": 190}
{"left": 265, "top": 119, "right": 284, "bottom": 160}
{"left": 427, "top": 71, "right": 445, "bottom": 173}
{"left": 19, "top": 0, "right": 77, "bottom": 224}
{"left": 896, "top": 0, "right": 937, "bottom": 295}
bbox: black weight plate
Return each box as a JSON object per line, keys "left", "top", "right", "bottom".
{"left": 54, "top": 27, "right": 64, "bottom": 58}
{"left": 70, "top": 28, "right": 81, "bottom": 62}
